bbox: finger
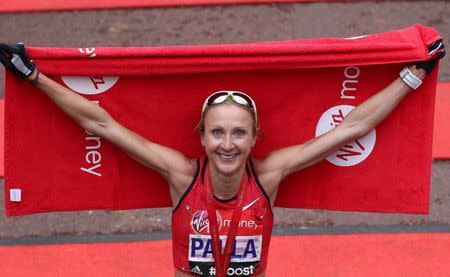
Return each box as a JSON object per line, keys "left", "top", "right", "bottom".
{"left": 0, "top": 43, "right": 15, "bottom": 52}
{"left": 8, "top": 44, "right": 20, "bottom": 54}
{"left": 0, "top": 43, "right": 14, "bottom": 58}
{"left": 0, "top": 52, "right": 13, "bottom": 67}
{"left": 0, "top": 43, "right": 9, "bottom": 50}
{"left": 0, "top": 49, "right": 11, "bottom": 59}
{"left": 17, "top": 43, "right": 32, "bottom": 62}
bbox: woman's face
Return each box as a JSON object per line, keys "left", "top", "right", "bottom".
{"left": 201, "top": 104, "right": 256, "bottom": 177}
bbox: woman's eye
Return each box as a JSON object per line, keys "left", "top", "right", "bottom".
{"left": 234, "top": 129, "right": 246, "bottom": 136}
{"left": 211, "top": 129, "right": 223, "bottom": 136}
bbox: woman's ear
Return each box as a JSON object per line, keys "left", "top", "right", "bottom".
{"left": 251, "top": 127, "right": 259, "bottom": 147}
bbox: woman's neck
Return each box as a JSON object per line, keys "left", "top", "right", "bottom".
{"left": 209, "top": 164, "right": 246, "bottom": 200}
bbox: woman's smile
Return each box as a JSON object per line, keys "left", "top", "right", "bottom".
{"left": 217, "top": 152, "right": 239, "bottom": 161}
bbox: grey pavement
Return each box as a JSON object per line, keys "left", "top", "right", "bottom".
{"left": 1, "top": 224, "right": 450, "bottom": 246}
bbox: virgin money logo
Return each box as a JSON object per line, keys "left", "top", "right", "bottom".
{"left": 61, "top": 76, "right": 119, "bottom": 95}
{"left": 191, "top": 210, "right": 223, "bottom": 235}
{"left": 315, "top": 105, "right": 376, "bottom": 167}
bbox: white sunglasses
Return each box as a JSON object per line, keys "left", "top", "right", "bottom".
{"left": 202, "top": 90, "right": 258, "bottom": 125}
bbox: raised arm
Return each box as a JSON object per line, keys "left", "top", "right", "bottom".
{"left": 256, "top": 57, "right": 444, "bottom": 200}
{"left": 0, "top": 43, "right": 195, "bottom": 205}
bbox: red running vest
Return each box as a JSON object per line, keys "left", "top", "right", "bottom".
{"left": 172, "top": 157, "right": 274, "bottom": 276}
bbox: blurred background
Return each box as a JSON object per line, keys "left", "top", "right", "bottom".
{"left": 0, "top": 0, "right": 449, "bottom": 240}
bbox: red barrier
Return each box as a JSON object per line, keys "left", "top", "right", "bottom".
{"left": 0, "top": 0, "right": 359, "bottom": 13}
{"left": 0, "top": 99, "right": 3, "bottom": 176}
{"left": 433, "top": 82, "right": 450, "bottom": 159}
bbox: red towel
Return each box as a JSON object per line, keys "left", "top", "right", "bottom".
{"left": 4, "top": 24, "right": 443, "bottom": 216}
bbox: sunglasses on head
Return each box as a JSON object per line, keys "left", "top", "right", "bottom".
{"left": 202, "top": 90, "right": 258, "bottom": 124}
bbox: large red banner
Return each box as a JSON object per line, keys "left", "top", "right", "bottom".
{"left": 4, "top": 25, "right": 443, "bottom": 215}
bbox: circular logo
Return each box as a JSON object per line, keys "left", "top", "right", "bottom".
{"left": 61, "top": 76, "right": 119, "bottom": 95}
{"left": 315, "top": 105, "right": 376, "bottom": 167}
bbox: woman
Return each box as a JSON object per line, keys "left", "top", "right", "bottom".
{"left": 0, "top": 42, "right": 444, "bottom": 276}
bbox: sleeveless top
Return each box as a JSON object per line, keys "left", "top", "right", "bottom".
{"left": 172, "top": 156, "right": 274, "bottom": 276}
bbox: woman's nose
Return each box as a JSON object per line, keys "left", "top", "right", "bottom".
{"left": 221, "top": 135, "right": 234, "bottom": 151}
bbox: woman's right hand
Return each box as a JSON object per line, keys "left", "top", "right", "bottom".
{"left": 414, "top": 39, "right": 445, "bottom": 74}
{"left": 0, "top": 42, "right": 36, "bottom": 79}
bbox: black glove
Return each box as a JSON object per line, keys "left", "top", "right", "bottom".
{"left": 414, "top": 39, "right": 445, "bottom": 74}
{"left": 0, "top": 42, "right": 36, "bottom": 79}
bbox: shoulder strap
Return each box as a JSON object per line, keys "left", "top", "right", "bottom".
{"left": 200, "top": 155, "right": 208, "bottom": 184}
